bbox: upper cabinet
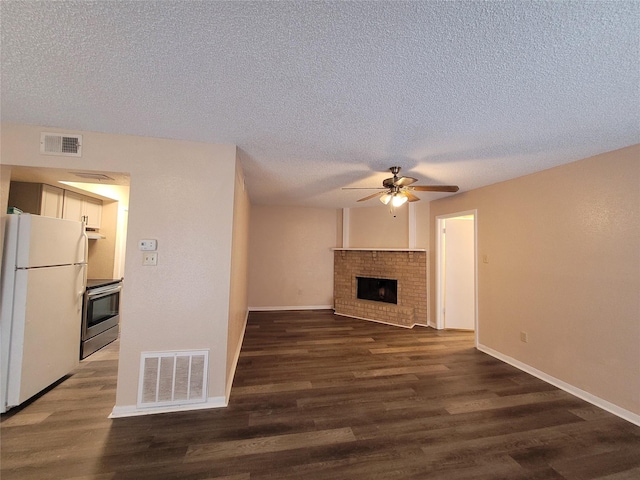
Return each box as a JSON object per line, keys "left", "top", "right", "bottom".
{"left": 41, "top": 184, "right": 65, "bottom": 218}
{"left": 61, "top": 191, "right": 83, "bottom": 223}
{"left": 62, "top": 191, "right": 102, "bottom": 229}
{"left": 83, "top": 197, "right": 102, "bottom": 230}
{"left": 8, "top": 181, "right": 102, "bottom": 229}
{"left": 8, "top": 182, "right": 64, "bottom": 218}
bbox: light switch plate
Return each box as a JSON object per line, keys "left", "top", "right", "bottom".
{"left": 139, "top": 239, "right": 157, "bottom": 251}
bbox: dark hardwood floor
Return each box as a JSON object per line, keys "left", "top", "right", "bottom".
{"left": 2, "top": 310, "right": 639, "bottom": 479}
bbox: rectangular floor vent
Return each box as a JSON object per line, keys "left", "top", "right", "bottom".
{"left": 40, "top": 132, "right": 82, "bottom": 156}
{"left": 137, "top": 350, "right": 208, "bottom": 409}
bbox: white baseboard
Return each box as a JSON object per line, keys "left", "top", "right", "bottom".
{"left": 477, "top": 343, "right": 640, "bottom": 427}
{"left": 225, "top": 310, "right": 249, "bottom": 401}
{"left": 248, "top": 305, "right": 333, "bottom": 311}
{"left": 109, "top": 396, "right": 227, "bottom": 418}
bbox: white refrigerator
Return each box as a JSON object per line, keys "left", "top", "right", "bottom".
{"left": 1, "top": 214, "right": 87, "bottom": 413}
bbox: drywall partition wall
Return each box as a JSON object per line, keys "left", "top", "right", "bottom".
{"left": 1, "top": 123, "right": 238, "bottom": 415}
{"left": 348, "top": 203, "right": 430, "bottom": 249}
{"left": 429, "top": 144, "right": 640, "bottom": 420}
{"left": 0, "top": 165, "right": 12, "bottom": 258}
{"left": 349, "top": 206, "right": 409, "bottom": 248}
{"left": 248, "top": 205, "right": 338, "bottom": 310}
{"left": 414, "top": 201, "right": 430, "bottom": 249}
{"left": 226, "top": 158, "right": 250, "bottom": 399}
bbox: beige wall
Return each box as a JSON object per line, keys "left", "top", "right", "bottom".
{"left": 430, "top": 145, "right": 640, "bottom": 416}
{"left": 414, "top": 201, "right": 430, "bottom": 249}
{"left": 349, "top": 205, "right": 409, "bottom": 248}
{"left": 248, "top": 205, "right": 338, "bottom": 309}
{"left": 226, "top": 160, "right": 250, "bottom": 397}
{"left": 1, "top": 123, "right": 239, "bottom": 412}
{"left": 247, "top": 203, "right": 428, "bottom": 311}
{"left": 347, "top": 202, "right": 430, "bottom": 249}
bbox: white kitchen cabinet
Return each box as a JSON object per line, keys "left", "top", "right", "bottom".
{"left": 62, "top": 191, "right": 102, "bottom": 229}
{"left": 9, "top": 181, "right": 103, "bottom": 229}
{"left": 83, "top": 196, "right": 102, "bottom": 229}
{"left": 62, "top": 191, "right": 84, "bottom": 223}
{"left": 41, "top": 185, "right": 65, "bottom": 218}
{"left": 8, "top": 182, "right": 64, "bottom": 218}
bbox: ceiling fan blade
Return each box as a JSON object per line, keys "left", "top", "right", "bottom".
{"left": 405, "top": 190, "right": 421, "bottom": 202}
{"left": 357, "top": 191, "right": 385, "bottom": 202}
{"left": 408, "top": 185, "right": 459, "bottom": 192}
{"left": 395, "top": 176, "right": 418, "bottom": 187}
{"left": 342, "top": 187, "right": 386, "bottom": 190}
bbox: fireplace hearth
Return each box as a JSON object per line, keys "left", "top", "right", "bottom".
{"left": 333, "top": 249, "right": 427, "bottom": 327}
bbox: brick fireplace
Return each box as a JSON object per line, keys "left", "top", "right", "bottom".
{"left": 333, "top": 249, "right": 428, "bottom": 327}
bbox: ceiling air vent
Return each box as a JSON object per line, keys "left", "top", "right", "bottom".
{"left": 40, "top": 132, "right": 82, "bottom": 157}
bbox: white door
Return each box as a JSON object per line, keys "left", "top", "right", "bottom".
{"left": 443, "top": 216, "right": 475, "bottom": 330}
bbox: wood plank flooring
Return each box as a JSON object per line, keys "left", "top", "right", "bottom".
{"left": 2, "top": 309, "right": 639, "bottom": 479}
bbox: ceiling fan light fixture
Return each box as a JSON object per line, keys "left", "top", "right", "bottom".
{"left": 380, "top": 193, "right": 393, "bottom": 205}
{"left": 391, "top": 193, "right": 408, "bottom": 207}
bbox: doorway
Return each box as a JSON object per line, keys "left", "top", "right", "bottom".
{"left": 5, "top": 165, "right": 130, "bottom": 280}
{"left": 436, "top": 211, "right": 477, "bottom": 336}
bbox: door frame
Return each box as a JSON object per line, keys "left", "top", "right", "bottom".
{"left": 435, "top": 210, "right": 478, "bottom": 345}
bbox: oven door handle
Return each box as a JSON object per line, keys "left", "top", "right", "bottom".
{"left": 87, "top": 285, "right": 122, "bottom": 298}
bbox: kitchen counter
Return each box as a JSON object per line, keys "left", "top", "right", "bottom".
{"left": 86, "top": 278, "right": 123, "bottom": 290}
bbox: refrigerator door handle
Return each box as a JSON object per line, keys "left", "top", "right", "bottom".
{"left": 82, "top": 219, "right": 89, "bottom": 263}
{"left": 81, "top": 218, "right": 88, "bottom": 296}
{"left": 78, "top": 265, "right": 87, "bottom": 312}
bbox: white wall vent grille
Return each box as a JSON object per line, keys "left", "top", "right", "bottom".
{"left": 137, "top": 350, "right": 208, "bottom": 409}
{"left": 40, "top": 132, "right": 82, "bottom": 156}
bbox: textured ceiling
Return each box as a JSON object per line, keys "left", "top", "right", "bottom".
{"left": 2, "top": 1, "right": 638, "bottom": 208}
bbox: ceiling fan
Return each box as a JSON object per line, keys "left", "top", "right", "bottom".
{"left": 344, "top": 166, "right": 459, "bottom": 206}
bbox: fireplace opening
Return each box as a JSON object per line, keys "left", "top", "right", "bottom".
{"left": 356, "top": 277, "right": 397, "bottom": 304}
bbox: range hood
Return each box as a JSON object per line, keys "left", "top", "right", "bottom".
{"left": 86, "top": 230, "right": 105, "bottom": 240}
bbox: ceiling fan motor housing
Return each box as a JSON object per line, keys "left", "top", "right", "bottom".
{"left": 346, "top": 166, "right": 459, "bottom": 203}
{"left": 383, "top": 166, "right": 403, "bottom": 187}
{"left": 382, "top": 177, "right": 396, "bottom": 188}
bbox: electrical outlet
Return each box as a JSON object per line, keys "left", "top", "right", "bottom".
{"left": 143, "top": 252, "right": 158, "bottom": 266}
{"left": 520, "top": 331, "right": 528, "bottom": 343}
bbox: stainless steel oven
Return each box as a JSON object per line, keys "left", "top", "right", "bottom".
{"left": 81, "top": 279, "right": 122, "bottom": 359}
